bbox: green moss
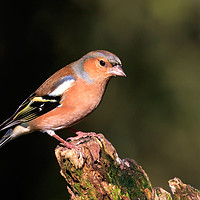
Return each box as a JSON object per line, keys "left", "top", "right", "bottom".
{"left": 99, "top": 146, "right": 152, "bottom": 199}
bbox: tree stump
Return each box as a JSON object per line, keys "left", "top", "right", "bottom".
{"left": 55, "top": 133, "right": 200, "bottom": 200}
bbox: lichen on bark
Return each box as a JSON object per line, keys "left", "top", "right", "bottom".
{"left": 55, "top": 133, "right": 200, "bottom": 200}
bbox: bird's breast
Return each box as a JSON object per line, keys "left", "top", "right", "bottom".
{"left": 29, "top": 79, "right": 107, "bottom": 131}
{"left": 61, "top": 79, "right": 106, "bottom": 119}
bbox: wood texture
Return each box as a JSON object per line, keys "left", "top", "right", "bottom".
{"left": 55, "top": 133, "right": 200, "bottom": 200}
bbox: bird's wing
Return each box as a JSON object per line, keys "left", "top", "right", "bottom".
{"left": 0, "top": 93, "right": 61, "bottom": 131}
{"left": 0, "top": 75, "right": 76, "bottom": 131}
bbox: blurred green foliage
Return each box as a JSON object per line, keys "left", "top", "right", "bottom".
{"left": 0, "top": 0, "right": 200, "bottom": 199}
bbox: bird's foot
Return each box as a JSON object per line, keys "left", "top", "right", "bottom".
{"left": 57, "top": 138, "right": 85, "bottom": 159}
{"left": 45, "top": 130, "right": 84, "bottom": 158}
{"left": 67, "top": 128, "right": 97, "bottom": 140}
{"left": 62, "top": 142, "right": 85, "bottom": 159}
{"left": 76, "top": 131, "right": 97, "bottom": 138}
{"left": 61, "top": 140, "right": 75, "bottom": 149}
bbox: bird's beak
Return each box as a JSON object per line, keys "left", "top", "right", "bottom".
{"left": 109, "top": 65, "right": 126, "bottom": 77}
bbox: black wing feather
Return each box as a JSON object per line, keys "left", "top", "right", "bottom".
{"left": 0, "top": 93, "right": 61, "bottom": 131}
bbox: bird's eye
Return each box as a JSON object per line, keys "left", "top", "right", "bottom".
{"left": 99, "top": 60, "right": 106, "bottom": 67}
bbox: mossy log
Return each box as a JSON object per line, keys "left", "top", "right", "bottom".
{"left": 55, "top": 133, "right": 200, "bottom": 200}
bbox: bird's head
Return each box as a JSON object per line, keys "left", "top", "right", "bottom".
{"left": 75, "top": 50, "right": 126, "bottom": 82}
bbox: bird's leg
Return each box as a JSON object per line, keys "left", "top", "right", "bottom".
{"left": 68, "top": 127, "right": 97, "bottom": 138}
{"left": 45, "top": 130, "right": 74, "bottom": 149}
{"left": 46, "top": 130, "right": 85, "bottom": 158}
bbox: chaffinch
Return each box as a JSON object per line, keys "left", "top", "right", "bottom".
{"left": 0, "top": 50, "right": 126, "bottom": 148}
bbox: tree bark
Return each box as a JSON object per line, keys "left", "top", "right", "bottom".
{"left": 55, "top": 133, "right": 200, "bottom": 200}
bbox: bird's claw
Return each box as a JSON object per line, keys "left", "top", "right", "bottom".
{"left": 76, "top": 131, "right": 97, "bottom": 137}
{"left": 67, "top": 131, "right": 97, "bottom": 141}
{"left": 61, "top": 141, "right": 85, "bottom": 159}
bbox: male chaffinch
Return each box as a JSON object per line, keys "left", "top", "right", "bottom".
{"left": 0, "top": 50, "right": 126, "bottom": 148}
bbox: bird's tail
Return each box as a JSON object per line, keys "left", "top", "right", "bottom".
{"left": 0, "top": 129, "right": 13, "bottom": 148}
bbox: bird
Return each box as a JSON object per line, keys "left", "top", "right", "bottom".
{"left": 0, "top": 50, "right": 126, "bottom": 149}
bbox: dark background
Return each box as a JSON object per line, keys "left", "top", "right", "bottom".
{"left": 0, "top": 1, "right": 200, "bottom": 199}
